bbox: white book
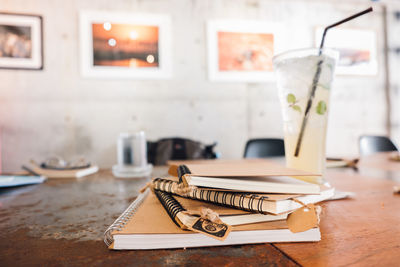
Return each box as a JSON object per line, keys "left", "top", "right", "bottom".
{"left": 32, "top": 165, "right": 99, "bottom": 178}
{"left": 184, "top": 175, "right": 321, "bottom": 194}
{"left": 113, "top": 228, "right": 321, "bottom": 250}
{"left": 220, "top": 213, "right": 288, "bottom": 226}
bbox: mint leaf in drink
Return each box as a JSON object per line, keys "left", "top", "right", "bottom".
{"left": 293, "top": 105, "right": 301, "bottom": 112}
{"left": 316, "top": 101, "right": 327, "bottom": 115}
{"left": 287, "top": 93, "right": 296, "bottom": 104}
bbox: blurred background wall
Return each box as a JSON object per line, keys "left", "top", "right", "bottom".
{"left": 0, "top": 0, "right": 399, "bottom": 171}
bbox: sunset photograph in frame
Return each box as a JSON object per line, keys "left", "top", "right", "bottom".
{"left": 218, "top": 31, "right": 273, "bottom": 72}
{"left": 315, "top": 27, "right": 378, "bottom": 76}
{"left": 92, "top": 23, "right": 159, "bottom": 68}
{"left": 207, "top": 20, "right": 280, "bottom": 82}
{"left": 80, "top": 11, "right": 172, "bottom": 79}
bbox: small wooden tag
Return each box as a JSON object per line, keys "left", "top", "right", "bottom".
{"left": 188, "top": 217, "right": 232, "bottom": 241}
{"left": 286, "top": 204, "right": 319, "bottom": 233}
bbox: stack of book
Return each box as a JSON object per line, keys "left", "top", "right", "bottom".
{"left": 104, "top": 159, "right": 334, "bottom": 250}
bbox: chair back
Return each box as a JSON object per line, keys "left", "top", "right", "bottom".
{"left": 244, "top": 138, "right": 285, "bottom": 158}
{"left": 359, "top": 135, "right": 398, "bottom": 156}
{"left": 147, "top": 137, "right": 217, "bottom": 165}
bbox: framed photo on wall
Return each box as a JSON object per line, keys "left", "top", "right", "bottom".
{"left": 315, "top": 27, "right": 378, "bottom": 76}
{"left": 79, "top": 11, "right": 172, "bottom": 79}
{"left": 0, "top": 13, "right": 43, "bottom": 70}
{"left": 207, "top": 20, "right": 282, "bottom": 82}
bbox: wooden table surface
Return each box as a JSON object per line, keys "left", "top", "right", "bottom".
{"left": 1, "top": 153, "right": 400, "bottom": 266}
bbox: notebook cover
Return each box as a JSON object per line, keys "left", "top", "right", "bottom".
{"left": 168, "top": 159, "right": 319, "bottom": 177}
{"left": 116, "top": 190, "right": 289, "bottom": 236}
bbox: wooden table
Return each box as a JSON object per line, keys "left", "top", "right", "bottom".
{"left": 1, "top": 153, "right": 400, "bottom": 266}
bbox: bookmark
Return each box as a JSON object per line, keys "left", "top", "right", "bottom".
{"left": 286, "top": 198, "right": 321, "bottom": 233}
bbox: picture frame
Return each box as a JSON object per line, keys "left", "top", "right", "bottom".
{"left": 315, "top": 27, "right": 378, "bottom": 76}
{"left": 206, "top": 20, "right": 282, "bottom": 82}
{"left": 79, "top": 11, "right": 172, "bottom": 79}
{"left": 0, "top": 12, "right": 43, "bottom": 70}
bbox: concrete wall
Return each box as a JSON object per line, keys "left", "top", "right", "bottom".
{"left": 0, "top": 0, "right": 399, "bottom": 171}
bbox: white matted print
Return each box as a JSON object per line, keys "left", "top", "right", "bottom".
{"left": 79, "top": 11, "right": 172, "bottom": 79}
{"left": 207, "top": 20, "right": 282, "bottom": 82}
{"left": 315, "top": 27, "right": 378, "bottom": 76}
{"left": 0, "top": 13, "right": 43, "bottom": 70}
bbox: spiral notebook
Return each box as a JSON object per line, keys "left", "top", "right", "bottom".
{"left": 168, "top": 159, "right": 323, "bottom": 185}
{"left": 152, "top": 178, "right": 334, "bottom": 215}
{"left": 104, "top": 189, "right": 320, "bottom": 250}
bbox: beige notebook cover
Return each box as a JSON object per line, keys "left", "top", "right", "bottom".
{"left": 168, "top": 159, "right": 319, "bottom": 177}
{"left": 116, "top": 190, "right": 289, "bottom": 236}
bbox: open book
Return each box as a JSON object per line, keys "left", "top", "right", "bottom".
{"left": 104, "top": 189, "right": 320, "bottom": 250}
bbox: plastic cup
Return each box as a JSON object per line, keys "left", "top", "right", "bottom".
{"left": 273, "top": 48, "right": 339, "bottom": 183}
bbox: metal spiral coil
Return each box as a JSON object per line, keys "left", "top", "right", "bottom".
{"left": 103, "top": 188, "right": 150, "bottom": 247}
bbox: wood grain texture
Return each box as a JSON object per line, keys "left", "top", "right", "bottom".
{"left": 359, "top": 152, "right": 400, "bottom": 172}
{"left": 275, "top": 167, "right": 400, "bottom": 266}
{"left": 2, "top": 154, "right": 400, "bottom": 266}
{"left": 0, "top": 168, "right": 296, "bottom": 266}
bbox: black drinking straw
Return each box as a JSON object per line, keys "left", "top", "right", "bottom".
{"left": 293, "top": 7, "right": 373, "bottom": 157}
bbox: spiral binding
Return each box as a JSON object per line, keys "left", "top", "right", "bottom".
{"left": 153, "top": 178, "right": 269, "bottom": 214}
{"left": 177, "top": 165, "right": 191, "bottom": 183}
{"left": 103, "top": 188, "right": 150, "bottom": 247}
{"left": 153, "top": 189, "right": 185, "bottom": 227}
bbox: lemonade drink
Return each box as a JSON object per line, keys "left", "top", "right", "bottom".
{"left": 273, "top": 48, "right": 338, "bottom": 183}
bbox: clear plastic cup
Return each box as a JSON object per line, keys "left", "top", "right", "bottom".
{"left": 273, "top": 48, "right": 339, "bottom": 183}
